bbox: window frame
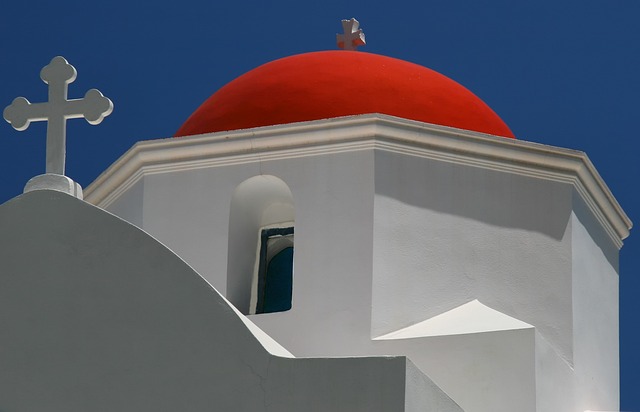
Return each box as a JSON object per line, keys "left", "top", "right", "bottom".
{"left": 252, "top": 225, "right": 294, "bottom": 314}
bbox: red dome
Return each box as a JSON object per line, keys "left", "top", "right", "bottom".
{"left": 175, "top": 51, "right": 515, "bottom": 138}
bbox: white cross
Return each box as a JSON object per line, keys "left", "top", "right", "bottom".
{"left": 3, "top": 56, "right": 113, "bottom": 176}
{"left": 336, "top": 18, "right": 366, "bottom": 51}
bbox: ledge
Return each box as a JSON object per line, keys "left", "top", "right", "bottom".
{"left": 84, "top": 114, "right": 632, "bottom": 248}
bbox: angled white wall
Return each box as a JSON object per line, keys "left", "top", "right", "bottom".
{"left": 372, "top": 149, "right": 574, "bottom": 359}
{"left": 571, "top": 205, "right": 620, "bottom": 411}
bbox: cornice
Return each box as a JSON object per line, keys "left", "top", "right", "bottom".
{"left": 84, "top": 114, "right": 632, "bottom": 248}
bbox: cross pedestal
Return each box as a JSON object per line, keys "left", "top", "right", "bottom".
{"left": 3, "top": 56, "right": 113, "bottom": 199}
{"left": 23, "top": 174, "right": 83, "bottom": 198}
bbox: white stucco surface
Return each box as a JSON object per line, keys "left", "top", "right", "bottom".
{"left": 375, "top": 328, "right": 537, "bottom": 412}
{"left": 0, "top": 190, "right": 462, "bottom": 412}
{"left": 372, "top": 150, "right": 574, "bottom": 363}
{"left": 82, "top": 115, "right": 630, "bottom": 412}
{"left": 571, "top": 209, "right": 620, "bottom": 411}
{"left": 535, "top": 331, "right": 575, "bottom": 412}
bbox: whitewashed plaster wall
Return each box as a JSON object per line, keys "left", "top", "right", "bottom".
{"left": 134, "top": 150, "right": 377, "bottom": 354}
{"left": 369, "top": 149, "right": 619, "bottom": 412}
{"left": 371, "top": 150, "right": 573, "bottom": 356}
{"left": 369, "top": 150, "right": 574, "bottom": 412}
{"left": 0, "top": 190, "right": 463, "bottom": 412}
{"left": 531, "top": 207, "right": 619, "bottom": 412}
{"left": 89, "top": 118, "right": 626, "bottom": 412}
{"left": 251, "top": 150, "right": 377, "bottom": 351}
{"left": 140, "top": 163, "right": 258, "bottom": 294}
{"left": 99, "top": 148, "right": 620, "bottom": 412}
{"left": 106, "top": 178, "right": 144, "bottom": 228}
{"left": 536, "top": 331, "right": 575, "bottom": 412}
{"left": 571, "top": 208, "right": 620, "bottom": 411}
{"left": 375, "top": 327, "right": 537, "bottom": 412}
{"left": 115, "top": 155, "right": 568, "bottom": 412}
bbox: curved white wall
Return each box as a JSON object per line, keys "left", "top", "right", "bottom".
{"left": 0, "top": 190, "right": 463, "bottom": 412}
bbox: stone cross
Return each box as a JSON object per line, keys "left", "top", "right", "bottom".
{"left": 336, "top": 18, "right": 366, "bottom": 51}
{"left": 3, "top": 56, "right": 113, "bottom": 176}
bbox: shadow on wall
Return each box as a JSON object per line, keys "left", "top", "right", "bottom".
{"left": 227, "top": 175, "right": 295, "bottom": 315}
{"left": 374, "top": 151, "right": 572, "bottom": 241}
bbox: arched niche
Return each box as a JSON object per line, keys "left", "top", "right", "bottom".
{"left": 227, "top": 175, "right": 295, "bottom": 315}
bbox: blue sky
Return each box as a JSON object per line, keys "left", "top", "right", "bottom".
{"left": 1, "top": 0, "right": 639, "bottom": 408}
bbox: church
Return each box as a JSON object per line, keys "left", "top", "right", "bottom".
{"left": 0, "top": 19, "right": 632, "bottom": 412}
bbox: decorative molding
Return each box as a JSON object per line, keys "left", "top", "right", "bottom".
{"left": 84, "top": 114, "right": 632, "bottom": 248}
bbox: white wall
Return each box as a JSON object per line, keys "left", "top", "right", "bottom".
{"left": 107, "top": 178, "right": 144, "bottom": 228}
{"left": 97, "top": 130, "right": 622, "bottom": 412}
{"left": 114, "top": 150, "right": 377, "bottom": 356}
{"left": 571, "top": 207, "right": 620, "bottom": 411}
{"left": 0, "top": 190, "right": 463, "bottom": 412}
{"left": 372, "top": 150, "right": 574, "bottom": 362}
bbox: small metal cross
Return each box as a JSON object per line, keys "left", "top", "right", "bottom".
{"left": 3, "top": 56, "right": 113, "bottom": 176}
{"left": 336, "top": 18, "right": 366, "bottom": 51}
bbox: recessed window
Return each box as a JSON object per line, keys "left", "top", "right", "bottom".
{"left": 255, "top": 227, "right": 294, "bottom": 314}
{"left": 227, "top": 175, "right": 295, "bottom": 315}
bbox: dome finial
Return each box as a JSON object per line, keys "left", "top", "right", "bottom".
{"left": 336, "top": 18, "right": 366, "bottom": 51}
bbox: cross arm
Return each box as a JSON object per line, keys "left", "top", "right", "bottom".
{"left": 64, "top": 89, "right": 113, "bottom": 124}
{"left": 3, "top": 98, "right": 49, "bottom": 131}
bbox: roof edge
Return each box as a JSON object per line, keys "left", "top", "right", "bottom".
{"left": 84, "top": 114, "right": 631, "bottom": 248}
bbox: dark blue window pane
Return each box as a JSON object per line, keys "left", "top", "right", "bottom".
{"left": 261, "top": 247, "right": 293, "bottom": 313}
